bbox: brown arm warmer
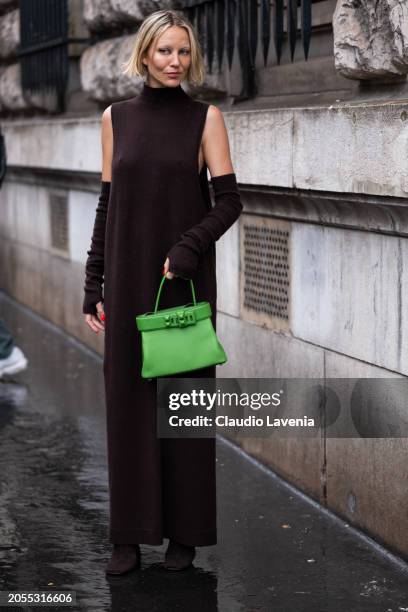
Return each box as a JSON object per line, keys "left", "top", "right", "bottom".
{"left": 166, "top": 172, "right": 242, "bottom": 279}
{"left": 82, "top": 181, "right": 111, "bottom": 315}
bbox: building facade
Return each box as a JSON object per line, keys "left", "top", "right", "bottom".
{"left": 1, "top": 0, "right": 408, "bottom": 560}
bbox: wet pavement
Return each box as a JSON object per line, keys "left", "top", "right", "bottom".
{"left": 0, "top": 291, "right": 408, "bottom": 612}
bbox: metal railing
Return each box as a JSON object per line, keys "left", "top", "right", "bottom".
{"left": 18, "top": 0, "right": 86, "bottom": 113}
{"left": 179, "top": 0, "right": 319, "bottom": 101}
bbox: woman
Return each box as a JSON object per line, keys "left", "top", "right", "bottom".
{"left": 82, "top": 9, "right": 242, "bottom": 575}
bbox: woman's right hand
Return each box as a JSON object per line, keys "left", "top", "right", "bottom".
{"left": 84, "top": 301, "right": 105, "bottom": 333}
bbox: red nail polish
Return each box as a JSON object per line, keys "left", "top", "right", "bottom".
{"left": 100, "top": 313, "right": 105, "bottom": 321}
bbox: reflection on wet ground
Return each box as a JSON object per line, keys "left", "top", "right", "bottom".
{"left": 0, "top": 292, "right": 408, "bottom": 612}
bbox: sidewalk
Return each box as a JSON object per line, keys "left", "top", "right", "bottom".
{"left": 0, "top": 291, "right": 407, "bottom": 612}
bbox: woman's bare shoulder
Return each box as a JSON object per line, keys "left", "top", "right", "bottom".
{"left": 204, "top": 104, "right": 226, "bottom": 129}
{"left": 102, "top": 105, "right": 112, "bottom": 125}
{"left": 202, "top": 103, "right": 227, "bottom": 135}
{"left": 201, "top": 103, "right": 233, "bottom": 175}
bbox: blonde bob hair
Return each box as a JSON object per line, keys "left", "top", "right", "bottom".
{"left": 121, "top": 9, "right": 206, "bottom": 87}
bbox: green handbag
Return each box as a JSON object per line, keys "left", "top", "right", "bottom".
{"left": 135, "top": 276, "right": 227, "bottom": 379}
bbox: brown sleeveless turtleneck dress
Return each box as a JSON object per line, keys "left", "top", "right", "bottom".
{"left": 104, "top": 82, "right": 218, "bottom": 546}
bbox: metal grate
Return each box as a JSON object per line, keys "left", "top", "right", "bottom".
{"left": 241, "top": 216, "right": 290, "bottom": 330}
{"left": 49, "top": 193, "right": 69, "bottom": 256}
{"left": 19, "top": 0, "right": 69, "bottom": 112}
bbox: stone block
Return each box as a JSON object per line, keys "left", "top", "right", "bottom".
{"left": 333, "top": 0, "right": 408, "bottom": 80}
{"left": 3, "top": 116, "right": 102, "bottom": 172}
{"left": 0, "top": 236, "right": 104, "bottom": 355}
{"left": 69, "top": 189, "right": 100, "bottom": 265}
{"left": 0, "top": 63, "right": 61, "bottom": 112}
{"left": 292, "top": 102, "right": 408, "bottom": 197}
{"left": 216, "top": 220, "right": 240, "bottom": 318}
{"left": 227, "top": 109, "right": 294, "bottom": 187}
{"left": 83, "top": 0, "right": 173, "bottom": 33}
{"left": 326, "top": 438, "right": 408, "bottom": 559}
{"left": 80, "top": 35, "right": 142, "bottom": 102}
{"left": 0, "top": 8, "right": 19, "bottom": 59}
{"left": 0, "top": 64, "right": 28, "bottom": 111}
{"left": 291, "top": 223, "right": 408, "bottom": 375}
{"left": 217, "top": 312, "right": 324, "bottom": 379}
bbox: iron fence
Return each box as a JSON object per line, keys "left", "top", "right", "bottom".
{"left": 18, "top": 0, "right": 86, "bottom": 113}
{"left": 179, "top": 0, "right": 319, "bottom": 101}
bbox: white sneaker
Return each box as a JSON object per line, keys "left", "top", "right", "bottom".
{"left": 0, "top": 346, "right": 28, "bottom": 378}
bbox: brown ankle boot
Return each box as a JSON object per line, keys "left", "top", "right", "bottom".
{"left": 164, "top": 540, "right": 196, "bottom": 571}
{"left": 105, "top": 544, "right": 141, "bottom": 575}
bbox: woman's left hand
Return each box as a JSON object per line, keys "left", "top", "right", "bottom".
{"left": 163, "top": 257, "right": 177, "bottom": 280}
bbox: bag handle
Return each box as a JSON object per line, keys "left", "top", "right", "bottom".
{"left": 154, "top": 276, "right": 197, "bottom": 313}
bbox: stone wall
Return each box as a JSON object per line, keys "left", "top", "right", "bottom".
{"left": 333, "top": 0, "right": 408, "bottom": 80}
